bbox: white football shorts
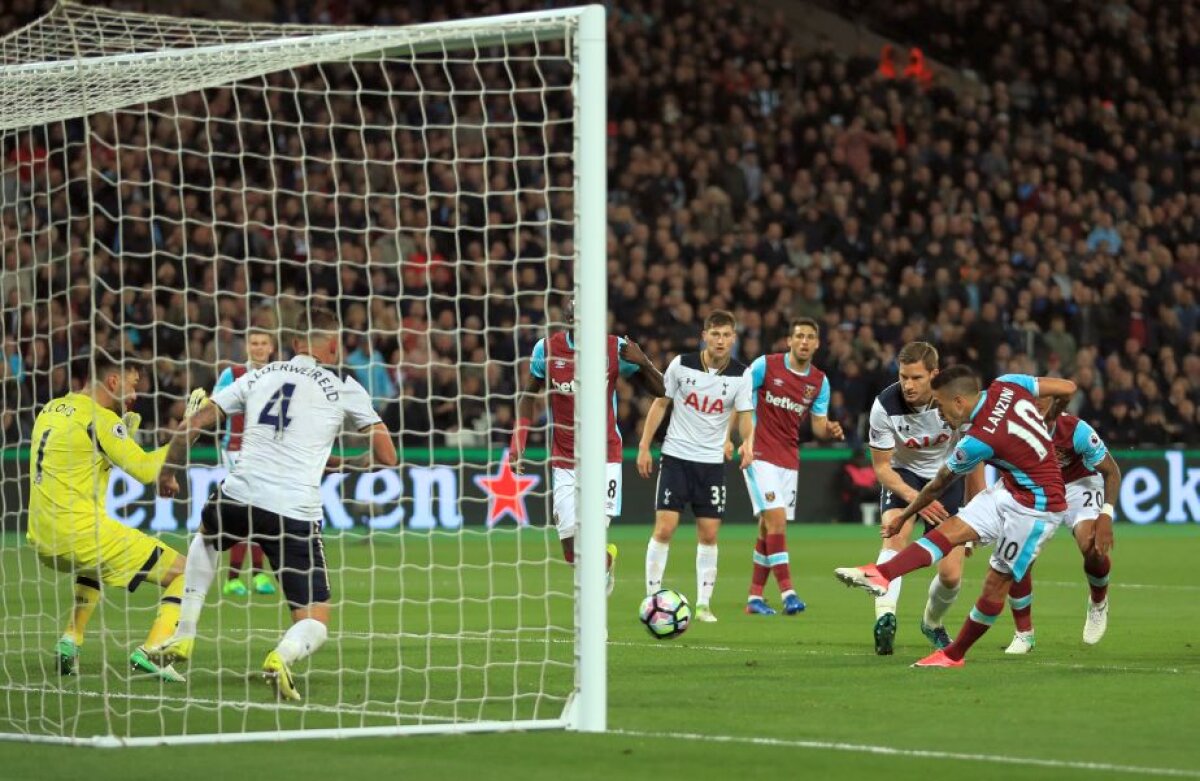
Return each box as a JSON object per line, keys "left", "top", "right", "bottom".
{"left": 957, "top": 481, "right": 1064, "bottom": 581}
{"left": 551, "top": 463, "right": 621, "bottom": 539}
{"left": 1063, "top": 475, "right": 1106, "bottom": 530}
{"left": 742, "top": 460, "right": 798, "bottom": 521}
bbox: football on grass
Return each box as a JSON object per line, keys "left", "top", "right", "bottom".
{"left": 639, "top": 588, "right": 691, "bottom": 640}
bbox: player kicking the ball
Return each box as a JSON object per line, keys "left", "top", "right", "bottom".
{"left": 743, "top": 318, "right": 844, "bottom": 616}
{"left": 638, "top": 310, "right": 752, "bottom": 623}
{"left": 153, "top": 306, "right": 398, "bottom": 701}
{"left": 865, "top": 342, "right": 984, "bottom": 654}
{"left": 835, "top": 367, "right": 1075, "bottom": 667}
{"left": 1001, "top": 396, "right": 1121, "bottom": 653}
{"left": 511, "top": 299, "right": 664, "bottom": 595}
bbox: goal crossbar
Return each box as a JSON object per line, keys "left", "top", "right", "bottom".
{"left": 0, "top": 4, "right": 587, "bottom": 132}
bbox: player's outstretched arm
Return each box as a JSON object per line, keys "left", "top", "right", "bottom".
{"left": 95, "top": 410, "right": 169, "bottom": 485}
{"left": 808, "top": 378, "right": 842, "bottom": 442}
{"left": 963, "top": 464, "right": 986, "bottom": 502}
{"left": 509, "top": 375, "right": 544, "bottom": 473}
{"left": 890, "top": 464, "right": 962, "bottom": 534}
{"left": 1092, "top": 453, "right": 1122, "bottom": 557}
{"left": 329, "top": 423, "right": 398, "bottom": 470}
{"left": 620, "top": 336, "right": 665, "bottom": 397}
{"left": 810, "top": 415, "right": 845, "bottom": 442}
{"left": 159, "top": 396, "right": 224, "bottom": 497}
{"left": 870, "top": 446, "right": 948, "bottom": 524}
{"left": 636, "top": 397, "right": 671, "bottom": 478}
{"left": 736, "top": 410, "right": 754, "bottom": 469}
{"left": 1034, "top": 377, "right": 1077, "bottom": 402}
{"left": 891, "top": 433, "right": 989, "bottom": 534}
{"left": 723, "top": 408, "right": 738, "bottom": 461}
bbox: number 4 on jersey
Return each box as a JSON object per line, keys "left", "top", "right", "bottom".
{"left": 258, "top": 382, "right": 297, "bottom": 431}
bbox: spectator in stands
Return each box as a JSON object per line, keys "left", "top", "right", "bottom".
{"left": 2, "top": 0, "right": 1196, "bottom": 456}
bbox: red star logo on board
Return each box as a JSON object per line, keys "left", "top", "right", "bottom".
{"left": 474, "top": 449, "right": 540, "bottom": 528}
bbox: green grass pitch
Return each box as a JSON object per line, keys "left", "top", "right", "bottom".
{"left": 0, "top": 522, "right": 1196, "bottom": 781}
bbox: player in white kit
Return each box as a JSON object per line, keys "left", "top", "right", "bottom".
{"left": 865, "top": 342, "right": 983, "bottom": 654}
{"left": 637, "top": 310, "right": 753, "bottom": 622}
{"left": 151, "top": 307, "right": 398, "bottom": 700}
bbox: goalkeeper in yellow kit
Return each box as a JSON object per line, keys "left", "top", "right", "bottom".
{"left": 28, "top": 352, "right": 205, "bottom": 682}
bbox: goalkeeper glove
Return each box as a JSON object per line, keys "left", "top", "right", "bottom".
{"left": 184, "top": 388, "right": 210, "bottom": 419}
{"left": 121, "top": 411, "right": 143, "bottom": 435}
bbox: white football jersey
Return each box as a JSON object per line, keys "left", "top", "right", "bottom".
{"left": 867, "top": 382, "right": 957, "bottom": 479}
{"left": 661, "top": 353, "right": 753, "bottom": 464}
{"left": 211, "top": 354, "right": 382, "bottom": 522}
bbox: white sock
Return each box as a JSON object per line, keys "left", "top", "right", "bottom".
{"left": 645, "top": 539, "right": 670, "bottom": 594}
{"left": 924, "top": 575, "right": 961, "bottom": 628}
{"left": 874, "top": 549, "right": 902, "bottom": 619}
{"left": 276, "top": 618, "right": 328, "bottom": 665}
{"left": 175, "top": 534, "right": 219, "bottom": 639}
{"left": 696, "top": 544, "right": 718, "bottom": 607}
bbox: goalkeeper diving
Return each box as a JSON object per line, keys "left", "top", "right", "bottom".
{"left": 27, "top": 352, "right": 208, "bottom": 682}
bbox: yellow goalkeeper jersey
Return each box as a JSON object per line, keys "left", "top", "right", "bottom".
{"left": 28, "top": 393, "right": 168, "bottom": 532}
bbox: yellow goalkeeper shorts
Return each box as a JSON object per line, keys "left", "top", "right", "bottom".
{"left": 27, "top": 512, "right": 179, "bottom": 592}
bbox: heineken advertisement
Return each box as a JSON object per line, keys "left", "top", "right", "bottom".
{"left": 1, "top": 447, "right": 1196, "bottom": 530}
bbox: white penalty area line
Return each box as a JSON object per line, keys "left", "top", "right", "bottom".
{"left": 1036, "top": 580, "right": 1200, "bottom": 592}
{"left": 612, "top": 729, "right": 1200, "bottom": 779}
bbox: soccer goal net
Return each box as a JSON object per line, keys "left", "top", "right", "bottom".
{"left": 0, "top": 0, "right": 609, "bottom": 745}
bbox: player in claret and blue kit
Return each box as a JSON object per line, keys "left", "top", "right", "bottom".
{"left": 214, "top": 326, "right": 278, "bottom": 598}
{"left": 1001, "top": 396, "right": 1121, "bottom": 653}
{"left": 742, "top": 318, "right": 844, "bottom": 617}
{"left": 511, "top": 299, "right": 664, "bottom": 594}
{"left": 835, "top": 367, "right": 1076, "bottom": 667}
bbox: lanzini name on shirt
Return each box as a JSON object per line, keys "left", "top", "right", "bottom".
{"left": 980, "top": 386, "right": 1015, "bottom": 434}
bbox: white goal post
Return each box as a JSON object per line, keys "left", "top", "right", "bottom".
{"left": 0, "top": 1, "right": 607, "bottom": 744}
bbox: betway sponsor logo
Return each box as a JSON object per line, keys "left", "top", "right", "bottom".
{"left": 551, "top": 378, "right": 578, "bottom": 394}
{"left": 764, "top": 390, "right": 809, "bottom": 416}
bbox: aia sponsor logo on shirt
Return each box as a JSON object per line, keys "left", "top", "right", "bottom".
{"left": 683, "top": 392, "right": 725, "bottom": 414}
{"left": 902, "top": 432, "right": 951, "bottom": 449}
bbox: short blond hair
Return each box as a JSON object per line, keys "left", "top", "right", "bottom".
{"left": 898, "top": 341, "right": 938, "bottom": 370}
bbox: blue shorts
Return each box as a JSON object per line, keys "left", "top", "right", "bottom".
{"left": 880, "top": 467, "right": 965, "bottom": 531}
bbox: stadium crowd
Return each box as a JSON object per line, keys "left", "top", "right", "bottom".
{"left": 0, "top": 0, "right": 1197, "bottom": 453}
